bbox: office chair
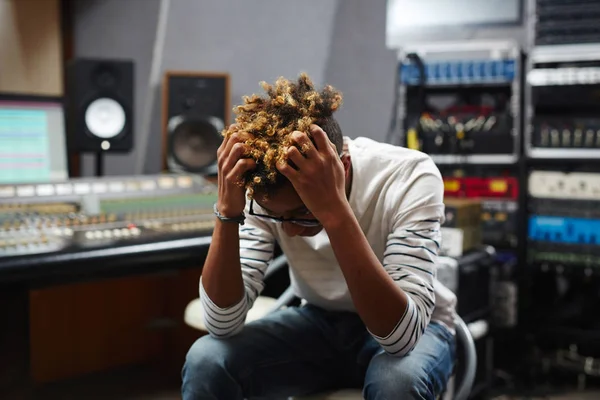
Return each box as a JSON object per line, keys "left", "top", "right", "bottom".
{"left": 184, "top": 255, "right": 478, "bottom": 400}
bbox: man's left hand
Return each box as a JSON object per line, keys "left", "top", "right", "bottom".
{"left": 276, "top": 124, "right": 348, "bottom": 225}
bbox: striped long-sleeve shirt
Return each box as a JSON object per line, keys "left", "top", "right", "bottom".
{"left": 200, "top": 136, "right": 457, "bottom": 356}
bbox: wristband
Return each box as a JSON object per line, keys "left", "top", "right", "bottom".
{"left": 213, "top": 203, "right": 246, "bottom": 225}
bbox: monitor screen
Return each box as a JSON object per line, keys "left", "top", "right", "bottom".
{"left": 0, "top": 95, "right": 69, "bottom": 184}
{"left": 387, "top": 0, "right": 522, "bottom": 38}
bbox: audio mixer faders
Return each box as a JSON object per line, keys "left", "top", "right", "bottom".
{"left": 0, "top": 174, "right": 218, "bottom": 258}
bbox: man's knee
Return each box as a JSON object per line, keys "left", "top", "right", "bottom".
{"left": 182, "top": 334, "right": 243, "bottom": 398}
{"left": 363, "top": 354, "right": 435, "bottom": 400}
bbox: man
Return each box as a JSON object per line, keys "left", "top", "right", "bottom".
{"left": 182, "top": 74, "right": 457, "bottom": 400}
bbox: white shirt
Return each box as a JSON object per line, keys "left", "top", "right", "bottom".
{"left": 200, "top": 137, "right": 457, "bottom": 356}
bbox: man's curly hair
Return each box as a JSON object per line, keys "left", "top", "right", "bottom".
{"left": 222, "top": 73, "right": 344, "bottom": 198}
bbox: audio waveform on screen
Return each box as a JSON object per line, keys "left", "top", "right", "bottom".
{"left": 0, "top": 108, "right": 51, "bottom": 184}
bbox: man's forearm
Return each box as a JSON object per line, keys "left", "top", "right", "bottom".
{"left": 321, "top": 204, "right": 409, "bottom": 337}
{"left": 201, "top": 219, "right": 246, "bottom": 308}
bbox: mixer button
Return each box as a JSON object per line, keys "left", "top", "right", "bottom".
{"left": 121, "top": 228, "right": 130, "bottom": 237}
{"left": 103, "top": 230, "right": 112, "bottom": 238}
{"left": 130, "top": 227, "right": 141, "bottom": 236}
{"left": 113, "top": 229, "right": 122, "bottom": 237}
{"left": 85, "top": 231, "right": 94, "bottom": 240}
{"left": 63, "top": 228, "right": 73, "bottom": 236}
{"left": 93, "top": 231, "right": 103, "bottom": 239}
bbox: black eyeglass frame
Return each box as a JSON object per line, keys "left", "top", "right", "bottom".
{"left": 248, "top": 200, "right": 322, "bottom": 227}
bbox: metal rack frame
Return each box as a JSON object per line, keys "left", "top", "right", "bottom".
{"left": 395, "top": 40, "right": 523, "bottom": 165}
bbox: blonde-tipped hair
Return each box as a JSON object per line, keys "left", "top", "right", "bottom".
{"left": 223, "top": 73, "right": 343, "bottom": 198}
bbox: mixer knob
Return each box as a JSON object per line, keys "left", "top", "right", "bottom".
{"left": 108, "top": 214, "right": 117, "bottom": 222}
{"left": 585, "top": 130, "right": 594, "bottom": 147}
{"left": 550, "top": 129, "right": 559, "bottom": 147}
{"left": 130, "top": 227, "right": 141, "bottom": 236}
{"left": 574, "top": 129, "right": 583, "bottom": 147}
{"left": 85, "top": 231, "right": 94, "bottom": 240}
{"left": 562, "top": 129, "right": 571, "bottom": 147}
{"left": 99, "top": 214, "right": 106, "bottom": 223}
{"left": 93, "top": 231, "right": 103, "bottom": 239}
{"left": 540, "top": 129, "right": 549, "bottom": 146}
{"left": 121, "top": 228, "right": 130, "bottom": 237}
{"left": 102, "top": 230, "right": 112, "bottom": 238}
{"left": 113, "top": 229, "right": 122, "bottom": 238}
{"left": 63, "top": 228, "right": 73, "bottom": 236}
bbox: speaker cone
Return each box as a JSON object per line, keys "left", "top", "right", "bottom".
{"left": 84, "top": 97, "right": 126, "bottom": 139}
{"left": 168, "top": 115, "right": 223, "bottom": 174}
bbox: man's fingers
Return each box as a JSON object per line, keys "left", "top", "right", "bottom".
{"left": 286, "top": 146, "right": 307, "bottom": 169}
{"left": 227, "top": 158, "right": 256, "bottom": 186}
{"left": 218, "top": 131, "right": 251, "bottom": 171}
{"left": 223, "top": 130, "right": 251, "bottom": 158}
{"left": 222, "top": 142, "right": 248, "bottom": 172}
{"left": 276, "top": 157, "right": 298, "bottom": 180}
{"left": 218, "top": 124, "right": 239, "bottom": 155}
{"left": 290, "top": 130, "right": 318, "bottom": 159}
{"left": 309, "top": 124, "right": 334, "bottom": 154}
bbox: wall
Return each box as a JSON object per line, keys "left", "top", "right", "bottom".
{"left": 324, "top": 0, "right": 397, "bottom": 144}
{"left": 0, "top": 0, "right": 63, "bottom": 95}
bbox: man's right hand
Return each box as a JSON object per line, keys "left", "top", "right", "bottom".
{"left": 216, "top": 127, "right": 256, "bottom": 218}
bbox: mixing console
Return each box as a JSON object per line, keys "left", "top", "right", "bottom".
{"left": 0, "top": 174, "right": 218, "bottom": 264}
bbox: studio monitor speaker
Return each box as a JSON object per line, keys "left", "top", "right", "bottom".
{"left": 66, "top": 58, "right": 134, "bottom": 153}
{"left": 162, "top": 72, "right": 229, "bottom": 175}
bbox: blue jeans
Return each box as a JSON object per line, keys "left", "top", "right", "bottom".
{"left": 182, "top": 305, "right": 456, "bottom": 400}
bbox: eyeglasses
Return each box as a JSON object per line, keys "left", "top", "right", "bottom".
{"left": 249, "top": 200, "right": 322, "bottom": 227}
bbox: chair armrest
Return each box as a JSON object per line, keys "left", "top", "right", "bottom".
{"left": 454, "top": 315, "right": 478, "bottom": 400}
{"left": 265, "top": 254, "right": 289, "bottom": 280}
{"left": 267, "top": 286, "right": 297, "bottom": 314}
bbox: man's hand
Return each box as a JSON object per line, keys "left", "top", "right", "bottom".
{"left": 276, "top": 124, "right": 348, "bottom": 225}
{"left": 216, "top": 126, "right": 256, "bottom": 217}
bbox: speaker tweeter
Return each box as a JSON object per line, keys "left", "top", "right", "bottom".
{"left": 66, "top": 58, "right": 134, "bottom": 153}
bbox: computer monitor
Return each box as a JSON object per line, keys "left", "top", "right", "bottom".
{"left": 386, "top": 0, "right": 523, "bottom": 48}
{"left": 0, "top": 94, "right": 69, "bottom": 184}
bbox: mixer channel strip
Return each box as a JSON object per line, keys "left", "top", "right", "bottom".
{"left": 0, "top": 174, "right": 218, "bottom": 259}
